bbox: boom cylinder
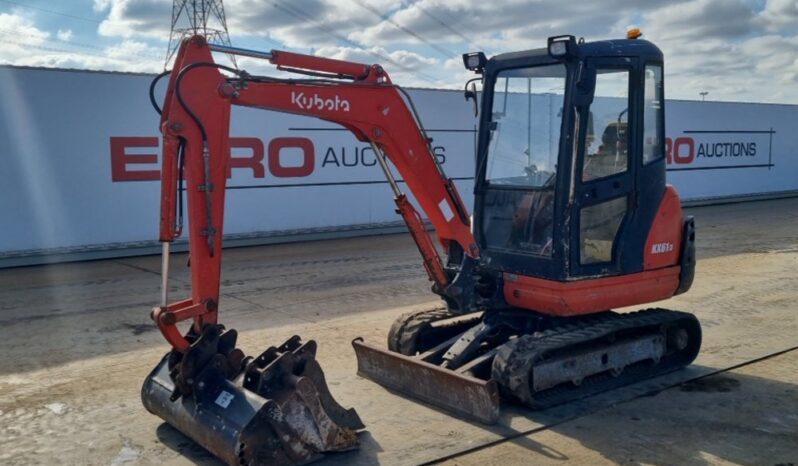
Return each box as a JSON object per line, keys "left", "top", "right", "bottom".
{"left": 371, "top": 143, "right": 449, "bottom": 289}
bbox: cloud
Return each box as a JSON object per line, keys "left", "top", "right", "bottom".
{"left": 758, "top": 0, "right": 798, "bottom": 30}
{"left": 9, "top": 39, "right": 163, "bottom": 73}
{"left": 0, "top": 13, "right": 51, "bottom": 64}
{"left": 0, "top": 13, "right": 162, "bottom": 72}
{"left": 97, "top": 0, "right": 171, "bottom": 39}
{"left": 643, "top": 0, "right": 758, "bottom": 41}
{"left": 57, "top": 29, "right": 73, "bottom": 41}
{"left": 0, "top": 12, "right": 48, "bottom": 39}
{"left": 311, "top": 45, "right": 442, "bottom": 86}
{"left": 93, "top": 0, "right": 113, "bottom": 12}
{"left": 1, "top": 1, "right": 798, "bottom": 102}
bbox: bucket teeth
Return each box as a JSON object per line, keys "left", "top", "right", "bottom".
{"left": 142, "top": 325, "right": 362, "bottom": 466}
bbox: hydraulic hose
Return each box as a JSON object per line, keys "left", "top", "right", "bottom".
{"left": 149, "top": 69, "right": 172, "bottom": 115}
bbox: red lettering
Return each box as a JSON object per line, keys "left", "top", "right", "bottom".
{"left": 110, "top": 136, "right": 160, "bottom": 181}
{"left": 228, "top": 137, "right": 265, "bottom": 178}
{"left": 268, "top": 137, "right": 314, "bottom": 177}
{"left": 673, "top": 136, "right": 694, "bottom": 164}
{"left": 111, "top": 136, "right": 316, "bottom": 181}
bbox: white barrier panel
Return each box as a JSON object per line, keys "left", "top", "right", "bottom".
{"left": 665, "top": 100, "right": 796, "bottom": 201}
{"left": 1, "top": 66, "right": 797, "bottom": 263}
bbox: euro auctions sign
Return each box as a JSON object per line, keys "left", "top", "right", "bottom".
{"left": 665, "top": 130, "right": 773, "bottom": 169}
{"left": 109, "top": 135, "right": 451, "bottom": 183}
{"left": 661, "top": 99, "right": 795, "bottom": 201}
{"left": 1, "top": 65, "right": 797, "bottom": 260}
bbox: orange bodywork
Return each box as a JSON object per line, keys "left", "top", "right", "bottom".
{"left": 503, "top": 266, "right": 681, "bottom": 316}
{"left": 503, "top": 186, "right": 686, "bottom": 316}
{"left": 644, "top": 185, "right": 684, "bottom": 270}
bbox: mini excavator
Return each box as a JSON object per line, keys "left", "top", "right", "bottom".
{"left": 142, "top": 31, "right": 700, "bottom": 465}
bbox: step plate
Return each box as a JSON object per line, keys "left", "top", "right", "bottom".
{"left": 352, "top": 338, "right": 500, "bottom": 424}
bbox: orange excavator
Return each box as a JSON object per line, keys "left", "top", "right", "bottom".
{"left": 142, "top": 32, "right": 700, "bottom": 465}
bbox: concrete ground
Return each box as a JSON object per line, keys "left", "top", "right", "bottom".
{"left": 442, "top": 350, "right": 798, "bottom": 466}
{"left": 0, "top": 197, "right": 796, "bottom": 465}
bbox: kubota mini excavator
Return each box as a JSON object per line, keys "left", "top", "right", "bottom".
{"left": 142, "top": 31, "right": 700, "bottom": 465}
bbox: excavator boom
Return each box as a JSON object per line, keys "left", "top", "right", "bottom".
{"left": 152, "top": 38, "right": 481, "bottom": 352}
{"left": 143, "top": 35, "right": 484, "bottom": 465}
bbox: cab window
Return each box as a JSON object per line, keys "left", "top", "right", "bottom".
{"left": 643, "top": 65, "right": 664, "bottom": 164}
{"left": 582, "top": 69, "right": 630, "bottom": 181}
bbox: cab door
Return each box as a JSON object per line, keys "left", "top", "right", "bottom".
{"left": 569, "top": 58, "right": 638, "bottom": 277}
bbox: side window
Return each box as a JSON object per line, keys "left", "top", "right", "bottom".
{"left": 580, "top": 196, "right": 627, "bottom": 264}
{"left": 643, "top": 65, "right": 664, "bottom": 164}
{"left": 582, "top": 69, "right": 630, "bottom": 181}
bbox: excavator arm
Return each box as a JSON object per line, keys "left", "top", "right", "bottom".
{"left": 143, "top": 35, "right": 489, "bottom": 464}
{"left": 153, "top": 36, "right": 479, "bottom": 351}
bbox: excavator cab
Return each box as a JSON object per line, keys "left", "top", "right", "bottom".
{"left": 472, "top": 36, "right": 693, "bottom": 314}
{"left": 473, "top": 35, "right": 683, "bottom": 290}
{"left": 354, "top": 34, "right": 699, "bottom": 423}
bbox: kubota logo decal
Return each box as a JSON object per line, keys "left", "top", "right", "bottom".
{"left": 291, "top": 91, "right": 351, "bottom": 112}
{"left": 651, "top": 242, "right": 674, "bottom": 254}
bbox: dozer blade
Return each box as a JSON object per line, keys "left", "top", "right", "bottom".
{"left": 352, "top": 338, "right": 500, "bottom": 424}
{"left": 142, "top": 325, "right": 363, "bottom": 466}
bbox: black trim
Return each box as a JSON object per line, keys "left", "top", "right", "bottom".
{"left": 769, "top": 128, "right": 773, "bottom": 167}
{"left": 288, "top": 127, "right": 477, "bottom": 133}
{"left": 473, "top": 56, "right": 574, "bottom": 280}
{"left": 667, "top": 164, "right": 774, "bottom": 172}
{"left": 683, "top": 130, "right": 776, "bottom": 134}
{"left": 227, "top": 176, "right": 474, "bottom": 190}
{"left": 675, "top": 216, "right": 696, "bottom": 295}
{"left": 570, "top": 57, "right": 639, "bottom": 277}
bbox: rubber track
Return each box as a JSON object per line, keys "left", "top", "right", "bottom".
{"left": 387, "top": 306, "right": 449, "bottom": 354}
{"left": 492, "top": 308, "right": 701, "bottom": 409}
{"left": 387, "top": 306, "right": 481, "bottom": 355}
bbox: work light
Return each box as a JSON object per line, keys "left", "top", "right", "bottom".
{"left": 547, "top": 35, "right": 576, "bottom": 58}
{"left": 462, "top": 52, "right": 487, "bottom": 73}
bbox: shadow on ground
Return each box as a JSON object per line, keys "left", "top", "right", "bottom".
{"left": 435, "top": 361, "right": 798, "bottom": 466}
{"left": 156, "top": 421, "right": 383, "bottom": 466}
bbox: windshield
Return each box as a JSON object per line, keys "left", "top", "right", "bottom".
{"left": 485, "top": 64, "right": 566, "bottom": 188}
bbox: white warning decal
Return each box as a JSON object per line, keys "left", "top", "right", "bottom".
{"left": 215, "top": 390, "right": 234, "bottom": 408}
{"left": 439, "top": 199, "right": 454, "bottom": 222}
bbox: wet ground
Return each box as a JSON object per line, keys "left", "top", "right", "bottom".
{"left": 0, "top": 197, "right": 796, "bottom": 465}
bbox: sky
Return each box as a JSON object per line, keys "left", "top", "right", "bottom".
{"left": 0, "top": 0, "right": 797, "bottom": 103}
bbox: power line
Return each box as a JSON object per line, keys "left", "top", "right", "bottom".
{"left": 415, "top": 3, "right": 487, "bottom": 51}
{"left": 0, "top": 0, "right": 101, "bottom": 24}
{"left": 0, "top": 38, "right": 116, "bottom": 60}
{"left": 0, "top": 27, "right": 162, "bottom": 59}
{"left": 351, "top": 0, "right": 457, "bottom": 59}
{"left": 271, "top": 0, "right": 439, "bottom": 83}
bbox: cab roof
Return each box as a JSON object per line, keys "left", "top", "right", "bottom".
{"left": 488, "top": 38, "right": 663, "bottom": 70}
